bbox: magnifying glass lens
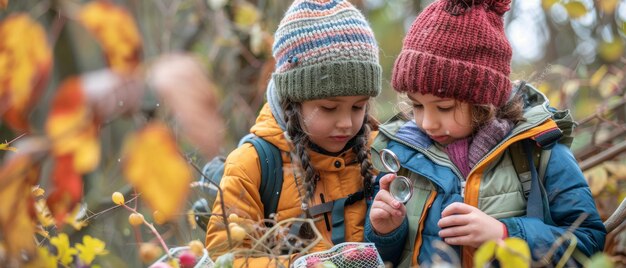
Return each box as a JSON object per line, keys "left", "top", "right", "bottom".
{"left": 390, "top": 176, "right": 412, "bottom": 203}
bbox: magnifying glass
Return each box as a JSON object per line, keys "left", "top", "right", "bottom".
{"left": 380, "top": 149, "right": 413, "bottom": 203}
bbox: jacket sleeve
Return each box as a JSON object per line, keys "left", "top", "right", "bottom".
{"left": 501, "top": 143, "right": 606, "bottom": 264}
{"left": 364, "top": 172, "right": 408, "bottom": 266}
{"left": 204, "top": 144, "right": 296, "bottom": 267}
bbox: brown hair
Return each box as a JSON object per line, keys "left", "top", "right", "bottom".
{"left": 470, "top": 92, "right": 525, "bottom": 130}
{"left": 281, "top": 99, "right": 377, "bottom": 207}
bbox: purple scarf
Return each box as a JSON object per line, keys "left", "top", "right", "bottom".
{"left": 445, "top": 118, "right": 514, "bottom": 178}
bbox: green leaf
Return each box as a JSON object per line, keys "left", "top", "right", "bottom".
{"left": 586, "top": 253, "right": 614, "bottom": 268}
{"left": 474, "top": 241, "right": 497, "bottom": 268}
{"left": 564, "top": 1, "right": 588, "bottom": 19}
{"left": 495, "top": 238, "right": 531, "bottom": 268}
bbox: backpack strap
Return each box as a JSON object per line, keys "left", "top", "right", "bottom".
{"left": 520, "top": 139, "right": 555, "bottom": 225}
{"left": 304, "top": 190, "right": 365, "bottom": 244}
{"left": 330, "top": 190, "right": 364, "bottom": 244}
{"left": 241, "top": 134, "right": 284, "bottom": 221}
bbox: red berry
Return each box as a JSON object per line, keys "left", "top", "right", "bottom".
{"left": 179, "top": 251, "right": 196, "bottom": 268}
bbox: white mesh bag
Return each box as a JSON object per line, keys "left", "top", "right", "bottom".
{"left": 293, "top": 242, "right": 385, "bottom": 268}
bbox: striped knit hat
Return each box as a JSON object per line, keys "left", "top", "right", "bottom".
{"left": 392, "top": 0, "right": 513, "bottom": 107}
{"left": 270, "top": 0, "right": 381, "bottom": 102}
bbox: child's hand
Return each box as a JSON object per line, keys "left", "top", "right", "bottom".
{"left": 369, "top": 174, "right": 406, "bottom": 235}
{"left": 437, "top": 202, "right": 505, "bottom": 248}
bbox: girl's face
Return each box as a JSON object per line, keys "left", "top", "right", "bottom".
{"left": 408, "top": 92, "right": 473, "bottom": 145}
{"left": 300, "top": 96, "right": 370, "bottom": 153}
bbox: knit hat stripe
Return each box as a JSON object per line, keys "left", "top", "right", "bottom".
{"left": 282, "top": 0, "right": 350, "bottom": 19}
{"left": 275, "top": 31, "right": 376, "bottom": 67}
{"left": 273, "top": 17, "right": 370, "bottom": 51}
{"left": 277, "top": 43, "right": 378, "bottom": 73}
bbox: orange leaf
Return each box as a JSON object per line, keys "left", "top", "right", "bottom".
{"left": 122, "top": 122, "right": 192, "bottom": 221}
{"left": 0, "top": 151, "right": 40, "bottom": 262}
{"left": 47, "top": 154, "right": 83, "bottom": 225}
{"left": 46, "top": 78, "right": 100, "bottom": 173}
{"left": 149, "top": 54, "right": 225, "bottom": 159}
{"left": 79, "top": 1, "right": 142, "bottom": 74}
{"left": 0, "top": 0, "right": 7, "bottom": 9}
{"left": 0, "top": 14, "right": 52, "bottom": 132}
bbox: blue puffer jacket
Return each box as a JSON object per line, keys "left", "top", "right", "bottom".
{"left": 365, "top": 85, "right": 606, "bottom": 267}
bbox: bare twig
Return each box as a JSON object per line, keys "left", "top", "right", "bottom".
{"left": 536, "top": 213, "right": 588, "bottom": 266}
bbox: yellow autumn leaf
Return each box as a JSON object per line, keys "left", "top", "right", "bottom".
{"left": 25, "top": 247, "right": 58, "bottom": 268}
{"left": 0, "top": 143, "right": 16, "bottom": 151}
{"left": 234, "top": 1, "right": 260, "bottom": 29}
{"left": 474, "top": 240, "right": 497, "bottom": 268}
{"left": 541, "top": 0, "right": 559, "bottom": 10}
{"left": 603, "top": 161, "right": 626, "bottom": 180}
{"left": 589, "top": 65, "right": 607, "bottom": 87}
{"left": 585, "top": 165, "right": 609, "bottom": 195}
{"left": 122, "top": 122, "right": 192, "bottom": 221}
{"left": 495, "top": 238, "right": 531, "bottom": 268}
{"left": 76, "top": 235, "right": 108, "bottom": 265}
{"left": 79, "top": 1, "right": 142, "bottom": 74}
{"left": 51, "top": 233, "right": 78, "bottom": 266}
{"left": 0, "top": 14, "right": 52, "bottom": 132}
{"left": 0, "top": 154, "right": 39, "bottom": 262}
{"left": 598, "top": 74, "right": 621, "bottom": 98}
{"left": 598, "top": 38, "right": 624, "bottom": 62}
{"left": 564, "top": 1, "right": 588, "bottom": 19}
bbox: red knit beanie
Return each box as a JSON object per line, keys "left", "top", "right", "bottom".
{"left": 392, "top": 0, "right": 513, "bottom": 107}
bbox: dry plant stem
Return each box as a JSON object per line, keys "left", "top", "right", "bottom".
{"left": 189, "top": 161, "right": 233, "bottom": 248}
{"left": 251, "top": 218, "right": 324, "bottom": 255}
{"left": 579, "top": 140, "right": 626, "bottom": 171}
{"left": 556, "top": 234, "right": 578, "bottom": 268}
{"left": 122, "top": 204, "right": 171, "bottom": 258}
{"left": 2, "top": 133, "right": 26, "bottom": 145}
{"left": 604, "top": 197, "right": 626, "bottom": 233}
{"left": 536, "top": 213, "right": 588, "bottom": 267}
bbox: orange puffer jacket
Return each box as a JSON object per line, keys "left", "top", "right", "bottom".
{"left": 205, "top": 103, "right": 376, "bottom": 267}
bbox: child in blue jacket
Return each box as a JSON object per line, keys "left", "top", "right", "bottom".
{"left": 365, "top": 0, "right": 606, "bottom": 266}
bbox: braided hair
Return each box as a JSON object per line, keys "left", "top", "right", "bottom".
{"left": 281, "top": 99, "right": 377, "bottom": 208}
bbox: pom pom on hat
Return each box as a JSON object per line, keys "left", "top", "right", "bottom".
{"left": 444, "top": 0, "right": 511, "bottom": 16}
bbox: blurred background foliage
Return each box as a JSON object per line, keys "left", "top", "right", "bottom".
{"left": 1, "top": 0, "right": 626, "bottom": 267}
